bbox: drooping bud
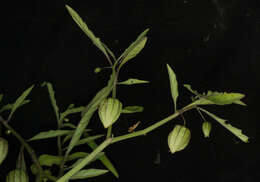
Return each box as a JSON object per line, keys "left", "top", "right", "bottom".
{"left": 0, "top": 137, "right": 8, "bottom": 165}
{"left": 168, "top": 125, "right": 191, "bottom": 154}
{"left": 98, "top": 98, "right": 122, "bottom": 128}
{"left": 202, "top": 121, "right": 211, "bottom": 138}
{"left": 6, "top": 169, "right": 29, "bottom": 182}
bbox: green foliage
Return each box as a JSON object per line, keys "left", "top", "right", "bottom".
{"left": 166, "top": 64, "right": 179, "bottom": 111}
{"left": 8, "top": 85, "right": 34, "bottom": 120}
{"left": 0, "top": 4, "right": 250, "bottom": 182}
{"left": 117, "top": 78, "right": 149, "bottom": 85}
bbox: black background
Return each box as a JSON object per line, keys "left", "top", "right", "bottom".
{"left": 1, "top": 0, "right": 260, "bottom": 181}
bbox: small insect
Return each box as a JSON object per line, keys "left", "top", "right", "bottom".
{"left": 128, "top": 121, "right": 141, "bottom": 132}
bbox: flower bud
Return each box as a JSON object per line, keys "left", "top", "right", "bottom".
{"left": 98, "top": 98, "right": 122, "bottom": 128}
{"left": 0, "top": 137, "right": 8, "bottom": 165}
{"left": 168, "top": 125, "right": 191, "bottom": 154}
{"left": 202, "top": 121, "right": 211, "bottom": 138}
{"left": 6, "top": 169, "right": 29, "bottom": 182}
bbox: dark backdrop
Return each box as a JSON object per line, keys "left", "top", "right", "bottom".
{"left": 1, "top": 0, "right": 260, "bottom": 181}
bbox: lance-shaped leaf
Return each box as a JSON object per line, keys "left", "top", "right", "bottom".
{"left": 118, "top": 37, "right": 147, "bottom": 70}
{"left": 63, "top": 134, "right": 104, "bottom": 150}
{"left": 57, "top": 138, "right": 112, "bottom": 182}
{"left": 199, "top": 107, "right": 249, "bottom": 143}
{"left": 102, "top": 42, "right": 116, "bottom": 61}
{"left": 41, "top": 82, "right": 60, "bottom": 124}
{"left": 87, "top": 139, "right": 119, "bottom": 178}
{"left": 0, "top": 100, "right": 30, "bottom": 113}
{"left": 205, "top": 91, "right": 246, "bottom": 106}
{"left": 65, "top": 72, "right": 115, "bottom": 159}
{"left": 0, "top": 94, "right": 3, "bottom": 102}
{"left": 117, "top": 78, "right": 149, "bottom": 85}
{"left": 183, "top": 84, "right": 200, "bottom": 96}
{"left": 28, "top": 130, "right": 73, "bottom": 141}
{"left": 116, "top": 29, "right": 149, "bottom": 68}
{"left": 70, "top": 169, "right": 108, "bottom": 180}
{"left": 8, "top": 85, "right": 34, "bottom": 120}
{"left": 166, "top": 64, "right": 179, "bottom": 111}
{"left": 38, "top": 152, "right": 90, "bottom": 167}
{"left": 65, "top": 152, "right": 105, "bottom": 170}
{"left": 59, "top": 106, "right": 85, "bottom": 123}
{"left": 65, "top": 5, "right": 111, "bottom": 64}
{"left": 121, "top": 106, "right": 144, "bottom": 113}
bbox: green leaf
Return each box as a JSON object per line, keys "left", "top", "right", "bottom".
{"left": 205, "top": 91, "right": 245, "bottom": 106}
{"left": 118, "top": 36, "right": 148, "bottom": 70}
{"left": 81, "top": 72, "right": 115, "bottom": 117}
{"left": 60, "top": 106, "right": 85, "bottom": 123}
{"left": 65, "top": 5, "right": 111, "bottom": 64}
{"left": 0, "top": 100, "right": 30, "bottom": 113}
{"left": 65, "top": 152, "right": 105, "bottom": 170}
{"left": 28, "top": 130, "right": 73, "bottom": 141}
{"left": 101, "top": 42, "right": 116, "bottom": 61}
{"left": 183, "top": 84, "right": 200, "bottom": 96}
{"left": 66, "top": 72, "right": 115, "bottom": 158}
{"left": 166, "top": 64, "right": 179, "bottom": 111}
{"left": 8, "top": 85, "right": 34, "bottom": 120}
{"left": 41, "top": 82, "right": 60, "bottom": 123}
{"left": 87, "top": 139, "right": 119, "bottom": 178}
{"left": 38, "top": 152, "right": 90, "bottom": 167}
{"left": 122, "top": 106, "right": 144, "bottom": 113}
{"left": 199, "top": 107, "right": 249, "bottom": 143}
{"left": 0, "top": 94, "right": 3, "bottom": 102}
{"left": 117, "top": 78, "right": 149, "bottom": 85}
{"left": 57, "top": 139, "right": 112, "bottom": 182}
{"left": 63, "top": 135, "right": 104, "bottom": 150}
{"left": 39, "top": 155, "right": 63, "bottom": 167}
{"left": 70, "top": 169, "right": 108, "bottom": 180}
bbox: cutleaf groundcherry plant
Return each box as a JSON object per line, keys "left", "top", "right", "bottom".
{"left": 0, "top": 5, "right": 249, "bottom": 182}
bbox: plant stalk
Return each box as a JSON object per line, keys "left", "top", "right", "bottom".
{"left": 0, "top": 116, "right": 44, "bottom": 181}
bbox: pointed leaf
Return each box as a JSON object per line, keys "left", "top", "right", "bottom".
{"left": 66, "top": 72, "right": 115, "bottom": 158}
{"left": 60, "top": 106, "right": 85, "bottom": 123}
{"left": 0, "top": 100, "right": 30, "bottom": 113}
{"left": 166, "top": 64, "right": 179, "bottom": 111}
{"left": 66, "top": 5, "right": 111, "bottom": 64}
{"left": 70, "top": 169, "right": 108, "bottom": 180}
{"left": 57, "top": 139, "right": 112, "bottom": 182}
{"left": 117, "top": 29, "right": 149, "bottom": 66}
{"left": 199, "top": 107, "right": 249, "bottom": 143}
{"left": 205, "top": 92, "right": 245, "bottom": 105}
{"left": 38, "top": 152, "right": 89, "bottom": 167}
{"left": 183, "top": 84, "right": 200, "bottom": 96}
{"left": 87, "top": 139, "right": 119, "bottom": 178}
{"left": 28, "top": 130, "right": 73, "bottom": 141}
{"left": 102, "top": 42, "right": 116, "bottom": 61}
{"left": 66, "top": 152, "right": 105, "bottom": 170}
{"left": 8, "top": 85, "right": 34, "bottom": 120}
{"left": 122, "top": 106, "right": 144, "bottom": 113}
{"left": 118, "top": 36, "right": 147, "bottom": 70}
{"left": 41, "top": 82, "right": 60, "bottom": 123}
{"left": 63, "top": 135, "right": 104, "bottom": 150}
{"left": 117, "top": 78, "right": 149, "bottom": 85}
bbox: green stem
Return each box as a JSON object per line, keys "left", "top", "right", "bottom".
{"left": 112, "top": 104, "right": 195, "bottom": 144}
{"left": 57, "top": 138, "right": 112, "bottom": 182}
{"left": 106, "top": 126, "right": 112, "bottom": 139}
{"left": 0, "top": 116, "right": 44, "bottom": 181}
